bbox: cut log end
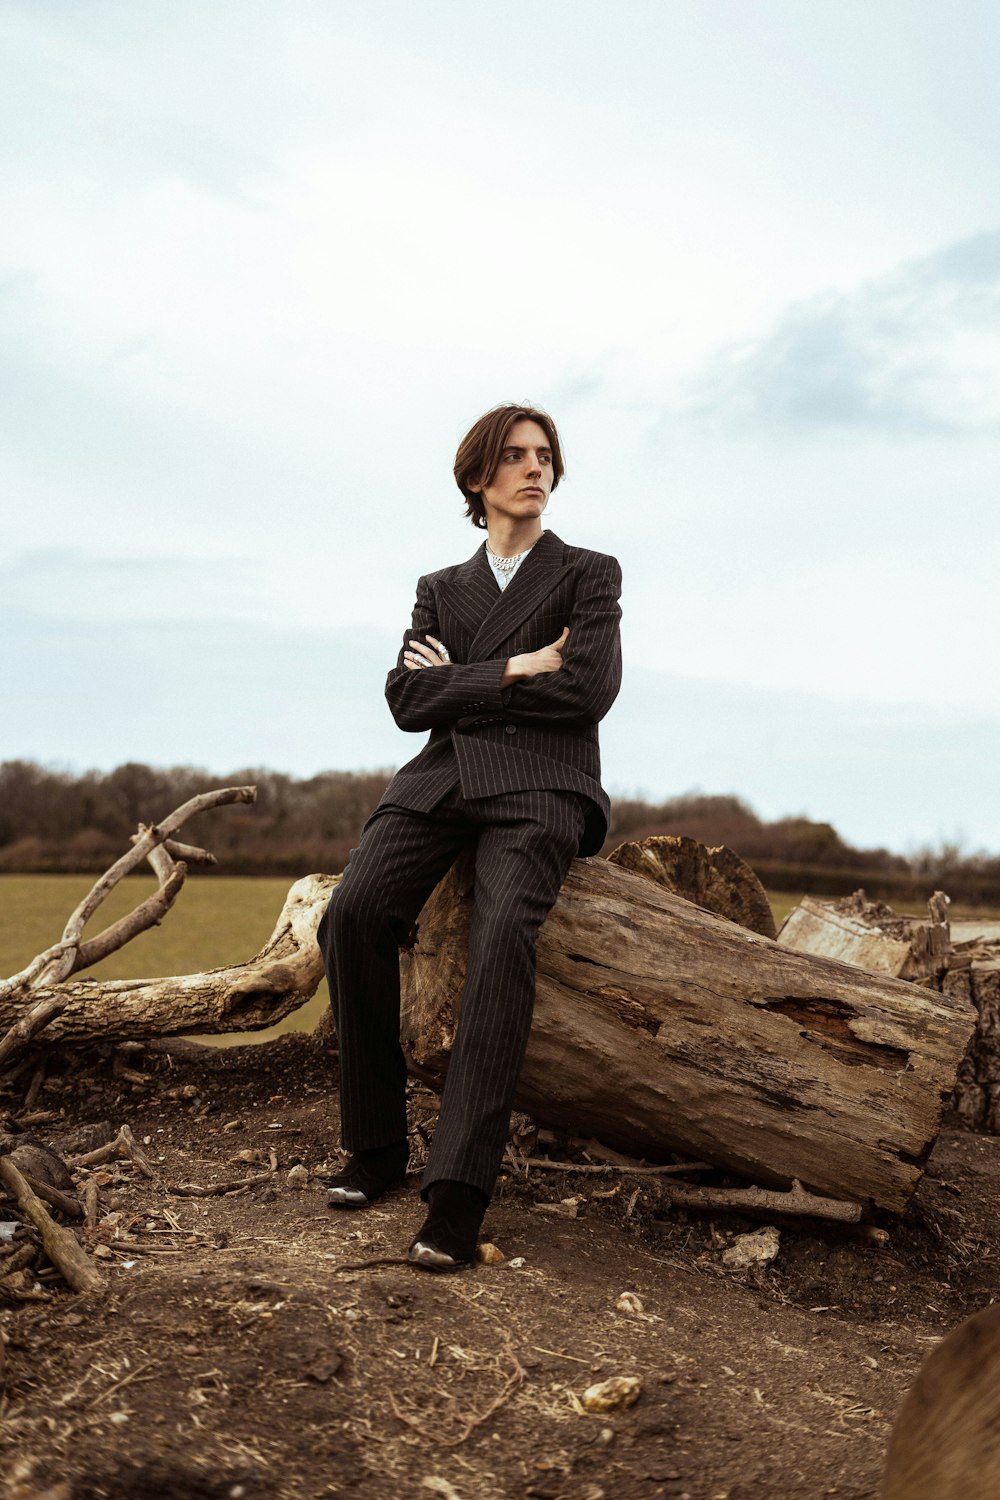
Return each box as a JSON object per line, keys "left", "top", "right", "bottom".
{"left": 608, "top": 833, "right": 778, "bottom": 939}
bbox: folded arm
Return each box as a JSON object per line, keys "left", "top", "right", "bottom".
{"left": 500, "top": 554, "right": 623, "bottom": 726}
{"left": 384, "top": 575, "right": 508, "bottom": 731}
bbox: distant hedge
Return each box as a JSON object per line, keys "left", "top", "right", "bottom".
{"left": 1, "top": 761, "right": 996, "bottom": 905}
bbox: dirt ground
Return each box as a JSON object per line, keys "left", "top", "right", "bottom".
{"left": 1, "top": 1035, "right": 997, "bottom": 1500}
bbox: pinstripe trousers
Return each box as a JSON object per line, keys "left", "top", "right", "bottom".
{"left": 317, "top": 782, "right": 586, "bottom": 1198}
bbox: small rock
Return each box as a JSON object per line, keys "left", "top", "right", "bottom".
{"left": 108, "top": 1411, "right": 129, "bottom": 1425}
{"left": 582, "top": 1375, "right": 642, "bottom": 1412}
{"left": 93, "top": 1244, "right": 113, "bottom": 1260}
{"left": 306, "top": 1350, "right": 343, "bottom": 1383}
{"left": 287, "top": 1164, "right": 309, "bottom": 1190}
{"left": 616, "top": 1292, "right": 644, "bottom": 1316}
{"left": 477, "top": 1242, "right": 505, "bottom": 1265}
{"left": 722, "top": 1226, "right": 780, "bottom": 1269}
{"left": 508, "top": 1256, "right": 527, "bottom": 1269}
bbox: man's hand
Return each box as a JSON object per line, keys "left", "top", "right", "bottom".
{"left": 502, "top": 627, "right": 569, "bottom": 687}
{"left": 404, "top": 634, "right": 452, "bottom": 671}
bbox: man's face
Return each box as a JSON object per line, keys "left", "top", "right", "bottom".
{"left": 474, "top": 418, "right": 554, "bottom": 526}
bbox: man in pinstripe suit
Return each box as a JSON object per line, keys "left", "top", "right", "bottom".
{"left": 317, "top": 403, "right": 622, "bottom": 1270}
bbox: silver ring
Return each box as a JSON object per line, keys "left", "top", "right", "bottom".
{"left": 439, "top": 646, "right": 451, "bottom": 662}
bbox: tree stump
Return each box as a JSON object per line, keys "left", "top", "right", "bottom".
{"left": 607, "top": 834, "right": 777, "bottom": 939}
{"left": 399, "top": 855, "right": 974, "bottom": 1213}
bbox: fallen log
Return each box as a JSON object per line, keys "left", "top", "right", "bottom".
{"left": 0, "top": 875, "right": 334, "bottom": 1044}
{"left": 778, "top": 891, "right": 1000, "bottom": 1135}
{"left": 2, "top": 801, "right": 974, "bottom": 1213}
{"left": 399, "top": 850, "right": 975, "bottom": 1213}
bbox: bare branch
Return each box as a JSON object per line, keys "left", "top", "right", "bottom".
{"left": 0, "top": 1156, "right": 102, "bottom": 1294}
{"left": 38, "top": 786, "right": 256, "bottom": 988}
{"left": 0, "top": 785, "right": 257, "bottom": 1067}
{"left": 660, "top": 1176, "right": 862, "bottom": 1223}
{"left": 70, "top": 864, "right": 187, "bottom": 976}
{"left": 162, "top": 838, "right": 217, "bottom": 867}
{"left": 0, "top": 996, "right": 67, "bottom": 1069}
{"left": 523, "top": 1157, "right": 713, "bottom": 1177}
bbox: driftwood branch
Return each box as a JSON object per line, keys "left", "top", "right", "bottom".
{"left": 0, "top": 786, "right": 260, "bottom": 1063}
{"left": 0, "top": 1156, "right": 102, "bottom": 1293}
{"left": 21, "top": 1172, "right": 84, "bottom": 1221}
{"left": 660, "top": 1176, "right": 862, "bottom": 1223}
{"left": 68, "top": 1124, "right": 156, "bottom": 1179}
{"left": 1, "top": 874, "right": 333, "bottom": 1045}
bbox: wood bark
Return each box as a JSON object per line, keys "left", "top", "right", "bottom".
{"left": 399, "top": 851, "right": 974, "bottom": 1213}
{"left": 0, "top": 875, "right": 335, "bottom": 1043}
{"left": 778, "top": 891, "right": 1000, "bottom": 1135}
{"left": 608, "top": 833, "right": 777, "bottom": 939}
{"left": 777, "top": 889, "right": 951, "bottom": 985}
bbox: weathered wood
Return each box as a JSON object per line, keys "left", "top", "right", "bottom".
{"left": 0, "top": 786, "right": 260, "bottom": 1063}
{"left": 660, "top": 1176, "right": 862, "bottom": 1223}
{"left": 0, "top": 875, "right": 335, "bottom": 1043}
{"left": 778, "top": 894, "right": 1000, "bottom": 1135}
{"left": 399, "top": 853, "right": 974, "bottom": 1213}
{"left": 948, "top": 958, "right": 1000, "bottom": 1132}
{"left": 0, "top": 1157, "right": 101, "bottom": 1295}
{"left": 608, "top": 833, "right": 777, "bottom": 939}
{"left": 777, "top": 889, "right": 951, "bottom": 985}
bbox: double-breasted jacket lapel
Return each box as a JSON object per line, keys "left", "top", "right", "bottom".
{"left": 434, "top": 546, "right": 498, "bottom": 643}
{"left": 436, "top": 529, "right": 574, "bottom": 664}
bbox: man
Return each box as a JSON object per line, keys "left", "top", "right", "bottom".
{"left": 317, "top": 402, "right": 622, "bottom": 1270}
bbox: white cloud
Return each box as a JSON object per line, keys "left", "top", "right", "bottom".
{"left": 686, "top": 231, "right": 1000, "bottom": 433}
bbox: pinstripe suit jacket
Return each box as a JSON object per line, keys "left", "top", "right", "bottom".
{"left": 376, "top": 528, "right": 623, "bottom": 857}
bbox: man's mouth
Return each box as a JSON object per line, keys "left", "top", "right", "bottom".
{"left": 521, "top": 487, "right": 544, "bottom": 496}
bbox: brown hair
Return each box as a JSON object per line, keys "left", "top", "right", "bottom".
{"left": 454, "top": 403, "right": 565, "bottom": 528}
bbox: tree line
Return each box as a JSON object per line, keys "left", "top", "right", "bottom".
{"left": 1, "top": 760, "right": 998, "bottom": 905}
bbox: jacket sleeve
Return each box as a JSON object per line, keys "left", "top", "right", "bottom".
{"left": 499, "top": 553, "right": 623, "bottom": 727}
{"left": 384, "top": 575, "right": 509, "bottom": 732}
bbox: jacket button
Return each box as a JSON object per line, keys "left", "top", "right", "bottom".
{"left": 504, "top": 723, "right": 517, "bottom": 735}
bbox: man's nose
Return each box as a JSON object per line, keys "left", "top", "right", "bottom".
{"left": 526, "top": 452, "right": 542, "bottom": 475}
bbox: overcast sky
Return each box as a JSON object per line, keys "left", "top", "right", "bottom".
{"left": 3, "top": 0, "right": 998, "bottom": 855}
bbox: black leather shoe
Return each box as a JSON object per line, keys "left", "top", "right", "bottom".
{"left": 407, "top": 1236, "right": 470, "bottom": 1272}
{"left": 327, "top": 1142, "right": 409, "bottom": 1209}
{"left": 406, "top": 1180, "right": 488, "bottom": 1272}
